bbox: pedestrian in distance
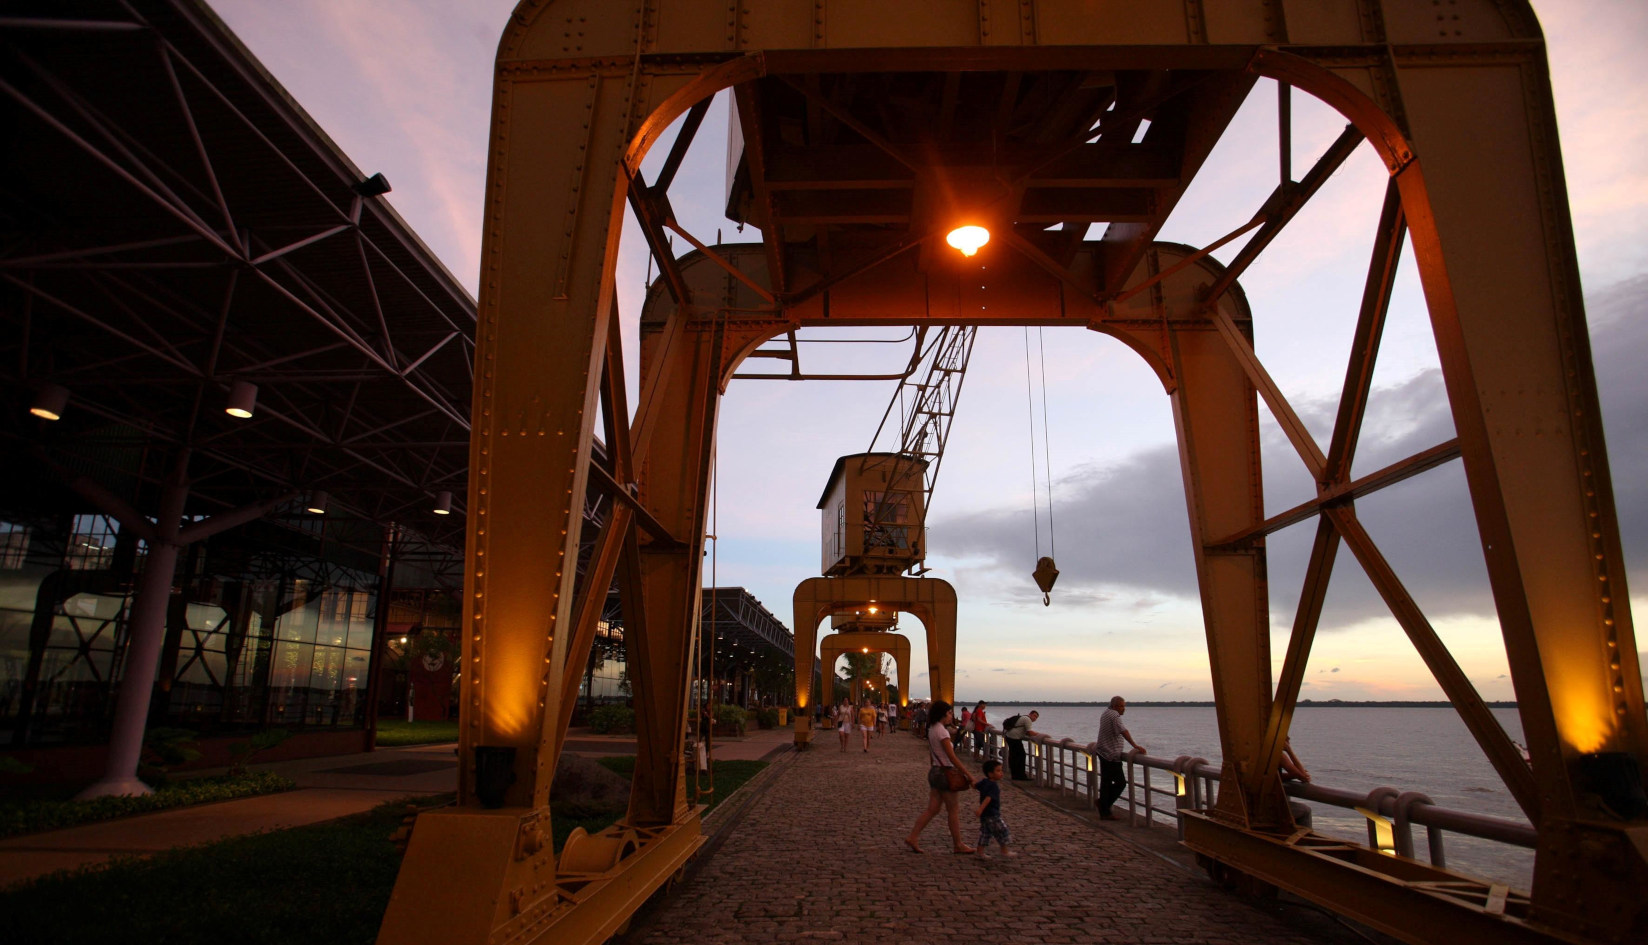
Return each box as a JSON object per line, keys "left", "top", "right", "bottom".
{"left": 903, "top": 699, "right": 976, "bottom": 855}
{"left": 858, "top": 701, "right": 877, "bottom": 751}
{"left": 971, "top": 701, "right": 988, "bottom": 755}
{"left": 1001, "top": 710, "right": 1040, "bottom": 780}
{"left": 1095, "top": 695, "right": 1146, "bottom": 820}
{"left": 838, "top": 701, "right": 852, "bottom": 752}
{"left": 888, "top": 700, "right": 899, "bottom": 732}
{"left": 974, "top": 760, "right": 1017, "bottom": 857}
{"left": 877, "top": 703, "right": 888, "bottom": 734}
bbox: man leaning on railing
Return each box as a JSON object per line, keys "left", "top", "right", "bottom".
{"left": 1095, "top": 696, "right": 1145, "bottom": 821}
{"left": 1003, "top": 710, "right": 1040, "bottom": 780}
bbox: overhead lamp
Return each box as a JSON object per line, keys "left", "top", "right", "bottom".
{"left": 433, "top": 491, "right": 453, "bottom": 515}
{"left": 352, "top": 172, "right": 392, "bottom": 197}
{"left": 225, "top": 380, "right": 258, "bottom": 419}
{"left": 945, "top": 224, "right": 990, "bottom": 257}
{"left": 305, "top": 490, "right": 328, "bottom": 515}
{"left": 29, "top": 383, "right": 69, "bottom": 421}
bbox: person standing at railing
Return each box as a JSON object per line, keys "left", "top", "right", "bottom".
{"left": 1095, "top": 696, "right": 1145, "bottom": 821}
{"left": 971, "top": 701, "right": 988, "bottom": 755}
{"left": 1002, "top": 710, "right": 1040, "bottom": 781}
{"left": 904, "top": 699, "right": 975, "bottom": 855}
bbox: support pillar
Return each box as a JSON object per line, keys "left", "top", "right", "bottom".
{"left": 77, "top": 466, "right": 187, "bottom": 799}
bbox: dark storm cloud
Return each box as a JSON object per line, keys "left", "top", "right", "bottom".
{"left": 935, "top": 277, "right": 1648, "bottom": 628}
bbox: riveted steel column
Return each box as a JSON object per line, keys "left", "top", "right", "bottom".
{"left": 1166, "top": 316, "right": 1285, "bottom": 831}
{"left": 1385, "top": 46, "right": 1647, "bottom": 939}
{"left": 626, "top": 317, "right": 723, "bottom": 825}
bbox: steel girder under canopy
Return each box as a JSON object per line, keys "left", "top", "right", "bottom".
{"left": 701, "top": 586, "right": 794, "bottom": 663}
{"left": 379, "top": 3, "right": 1647, "bottom": 945}
{"left": 0, "top": 0, "right": 491, "bottom": 796}
{"left": 0, "top": 0, "right": 475, "bottom": 546}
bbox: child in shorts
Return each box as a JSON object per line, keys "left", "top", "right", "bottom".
{"left": 975, "top": 760, "right": 1017, "bottom": 857}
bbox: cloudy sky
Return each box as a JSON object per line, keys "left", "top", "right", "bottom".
{"left": 214, "top": 0, "right": 1648, "bottom": 704}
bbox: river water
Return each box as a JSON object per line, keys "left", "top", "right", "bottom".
{"left": 982, "top": 703, "right": 1533, "bottom": 889}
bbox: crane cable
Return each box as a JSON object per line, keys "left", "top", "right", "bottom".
{"left": 1038, "top": 326, "right": 1056, "bottom": 560}
{"left": 1025, "top": 327, "right": 1059, "bottom": 604}
{"left": 691, "top": 427, "right": 718, "bottom": 800}
{"left": 1023, "top": 327, "right": 1042, "bottom": 557}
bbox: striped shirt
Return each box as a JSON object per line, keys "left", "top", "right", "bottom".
{"left": 1096, "top": 708, "right": 1130, "bottom": 762}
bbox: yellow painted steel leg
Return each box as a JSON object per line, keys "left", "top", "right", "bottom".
{"left": 1387, "top": 55, "right": 1648, "bottom": 940}
{"left": 1163, "top": 318, "right": 1287, "bottom": 831}
{"left": 793, "top": 576, "right": 957, "bottom": 714}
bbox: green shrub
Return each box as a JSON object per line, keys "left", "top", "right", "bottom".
{"left": 227, "top": 728, "right": 290, "bottom": 776}
{"left": 756, "top": 707, "right": 781, "bottom": 729}
{"left": 0, "top": 771, "right": 296, "bottom": 839}
{"left": 138, "top": 727, "right": 202, "bottom": 784}
{"left": 713, "top": 704, "right": 747, "bottom": 727}
{"left": 587, "top": 704, "right": 635, "bottom": 734}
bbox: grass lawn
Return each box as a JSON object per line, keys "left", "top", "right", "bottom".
{"left": 374, "top": 719, "right": 459, "bottom": 746}
{"left": 0, "top": 771, "right": 296, "bottom": 840}
{"left": 6, "top": 758, "right": 769, "bottom": 944}
{"left": 1, "top": 794, "right": 445, "bottom": 945}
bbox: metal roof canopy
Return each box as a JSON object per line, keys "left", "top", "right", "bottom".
{"left": 701, "top": 586, "right": 793, "bottom": 661}
{"left": 0, "top": 0, "right": 476, "bottom": 549}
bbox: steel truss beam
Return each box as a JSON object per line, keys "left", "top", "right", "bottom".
{"left": 380, "top": 4, "right": 1647, "bottom": 945}
{"left": 2, "top": 6, "right": 477, "bottom": 543}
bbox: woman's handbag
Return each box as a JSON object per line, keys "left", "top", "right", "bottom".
{"left": 943, "top": 765, "right": 972, "bottom": 792}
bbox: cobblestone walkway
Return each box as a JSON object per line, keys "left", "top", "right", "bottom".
{"left": 623, "top": 731, "right": 1370, "bottom": 945}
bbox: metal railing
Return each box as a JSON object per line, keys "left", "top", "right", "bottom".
{"left": 955, "top": 723, "right": 1536, "bottom": 871}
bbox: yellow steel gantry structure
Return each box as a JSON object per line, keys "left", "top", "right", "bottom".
{"left": 378, "top": 3, "right": 1647, "bottom": 945}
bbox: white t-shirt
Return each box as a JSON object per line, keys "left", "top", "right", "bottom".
{"left": 929, "top": 721, "right": 953, "bottom": 767}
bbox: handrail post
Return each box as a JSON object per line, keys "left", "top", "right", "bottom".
{"left": 1147, "top": 758, "right": 1160, "bottom": 824}
{"left": 1394, "top": 790, "right": 1436, "bottom": 861}
{"left": 1358, "top": 786, "right": 1401, "bottom": 854}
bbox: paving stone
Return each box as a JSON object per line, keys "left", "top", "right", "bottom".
{"left": 620, "top": 732, "right": 1368, "bottom": 945}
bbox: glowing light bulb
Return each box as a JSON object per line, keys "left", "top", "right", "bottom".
{"left": 946, "top": 225, "right": 990, "bottom": 256}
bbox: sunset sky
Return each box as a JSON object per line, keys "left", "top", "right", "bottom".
{"left": 213, "top": 0, "right": 1648, "bottom": 704}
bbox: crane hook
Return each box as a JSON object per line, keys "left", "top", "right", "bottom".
{"left": 1032, "top": 556, "right": 1059, "bottom": 607}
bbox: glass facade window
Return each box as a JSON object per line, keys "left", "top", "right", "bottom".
{"left": 0, "top": 522, "right": 29, "bottom": 570}
{"left": 64, "top": 514, "right": 119, "bottom": 571}
{"left": 577, "top": 620, "right": 628, "bottom": 706}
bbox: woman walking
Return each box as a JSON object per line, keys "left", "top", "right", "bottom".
{"left": 903, "top": 700, "right": 976, "bottom": 854}
{"left": 837, "top": 701, "right": 852, "bottom": 752}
